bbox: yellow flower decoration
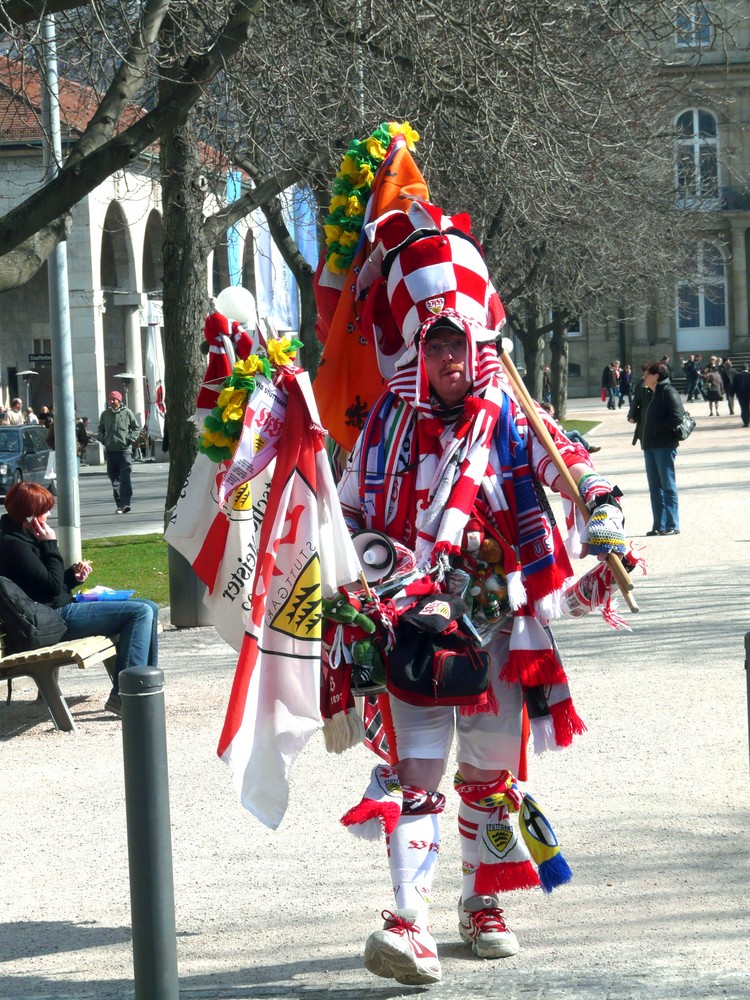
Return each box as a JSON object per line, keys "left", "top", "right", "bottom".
{"left": 222, "top": 402, "right": 244, "bottom": 423}
{"left": 345, "top": 195, "right": 365, "bottom": 218}
{"left": 324, "top": 223, "right": 343, "bottom": 242}
{"left": 327, "top": 253, "right": 348, "bottom": 274}
{"left": 338, "top": 229, "right": 359, "bottom": 248}
{"left": 266, "top": 337, "right": 295, "bottom": 367}
{"left": 217, "top": 387, "right": 247, "bottom": 410}
{"left": 389, "top": 120, "right": 419, "bottom": 149}
{"left": 202, "top": 428, "right": 235, "bottom": 450}
{"left": 354, "top": 163, "right": 374, "bottom": 187}
{"left": 364, "top": 137, "right": 387, "bottom": 160}
{"left": 324, "top": 121, "right": 421, "bottom": 273}
{"left": 234, "top": 355, "right": 265, "bottom": 377}
{"left": 338, "top": 155, "right": 359, "bottom": 180}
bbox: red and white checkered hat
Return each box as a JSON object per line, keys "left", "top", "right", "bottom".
{"left": 358, "top": 199, "right": 504, "bottom": 370}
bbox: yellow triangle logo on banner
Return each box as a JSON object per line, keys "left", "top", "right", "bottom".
{"left": 269, "top": 555, "right": 323, "bottom": 641}
{"left": 231, "top": 481, "right": 253, "bottom": 512}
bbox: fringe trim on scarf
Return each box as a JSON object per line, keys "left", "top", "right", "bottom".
{"left": 548, "top": 697, "right": 587, "bottom": 748}
{"left": 501, "top": 610, "right": 568, "bottom": 687}
{"left": 459, "top": 683, "right": 499, "bottom": 717}
{"left": 322, "top": 708, "right": 365, "bottom": 754}
{"left": 340, "top": 764, "right": 402, "bottom": 839}
{"left": 475, "top": 859, "right": 540, "bottom": 894}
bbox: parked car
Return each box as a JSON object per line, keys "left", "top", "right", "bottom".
{"left": 0, "top": 424, "right": 52, "bottom": 496}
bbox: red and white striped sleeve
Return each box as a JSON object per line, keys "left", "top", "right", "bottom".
{"left": 511, "top": 398, "right": 592, "bottom": 490}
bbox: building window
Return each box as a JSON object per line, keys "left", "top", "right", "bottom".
{"left": 675, "top": 3, "right": 714, "bottom": 48}
{"left": 568, "top": 362, "right": 581, "bottom": 378}
{"left": 675, "top": 108, "right": 719, "bottom": 204}
{"left": 676, "top": 241, "right": 727, "bottom": 330}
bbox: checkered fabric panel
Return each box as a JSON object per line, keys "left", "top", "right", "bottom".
{"left": 386, "top": 232, "right": 491, "bottom": 341}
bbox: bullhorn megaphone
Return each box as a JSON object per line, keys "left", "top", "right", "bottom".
{"left": 352, "top": 530, "right": 398, "bottom": 585}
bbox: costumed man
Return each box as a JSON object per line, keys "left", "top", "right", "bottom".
{"left": 336, "top": 199, "right": 629, "bottom": 986}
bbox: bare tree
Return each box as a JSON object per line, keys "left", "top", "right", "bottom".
{"left": 1, "top": 1, "right": 746, "bottom": 438}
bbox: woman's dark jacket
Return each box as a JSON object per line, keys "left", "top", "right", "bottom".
{"left": 640, "top": 378, "right": 686, "bottom": 450}
{"left": 627, "top": 382, "right": 651, "bottom": 445}
{"left": 0, "top": 513, "right": 76, "bottom": 608}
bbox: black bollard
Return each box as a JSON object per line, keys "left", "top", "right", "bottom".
{"left": 746, "top": 634, "right": 750, "bottom": 780}
{"left": 120, "top": 666, "right": 179, "bottom": 1000}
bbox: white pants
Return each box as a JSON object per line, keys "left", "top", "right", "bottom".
{"left": 388, "top": 632, "right": 524, "bottom": 773}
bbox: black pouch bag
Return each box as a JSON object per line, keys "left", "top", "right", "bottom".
{"left": 0, "top": 576, "right": 67, "bottom": 654}
{"left": 386, "top": 594, "right": 491, "bottom": 707}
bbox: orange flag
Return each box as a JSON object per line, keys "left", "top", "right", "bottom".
{"left": 313, "top": 136, "right": 429, "bottom": 451}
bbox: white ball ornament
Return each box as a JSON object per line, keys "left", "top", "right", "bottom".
{"left": 215, "top": 286, "right": 257, "bottom": 328}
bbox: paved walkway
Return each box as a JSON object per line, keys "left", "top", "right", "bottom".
{"left": 1, "top": 399, "right": 749, "bottom": 999}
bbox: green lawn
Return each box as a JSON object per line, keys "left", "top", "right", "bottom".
{"left": 80, "top": 533, "right": 169, "bottom": 606}
{"left": 563, "top": 419, "right": 597, "bottom": 434}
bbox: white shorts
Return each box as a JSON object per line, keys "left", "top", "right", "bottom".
{"left": 387, "top": 632, "right": 524, "bottom": 773}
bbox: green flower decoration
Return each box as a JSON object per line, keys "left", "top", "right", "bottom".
{"left": 198, "top": 339, "right": 303, "bottom": 463}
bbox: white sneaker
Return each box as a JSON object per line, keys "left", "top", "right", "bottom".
{"left": 364, "top": 909, "right": 442, "bottom": 985}
{"left": 458, "top": 894, "right": 520, "bottom": 958}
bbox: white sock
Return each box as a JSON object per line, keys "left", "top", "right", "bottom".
{"left": 386, "top": 810, "right": 440, "bottom": 925}
{"left": 458, "top": 797, "right": 494, "bottom": 901}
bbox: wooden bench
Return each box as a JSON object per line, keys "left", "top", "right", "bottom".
{"left": 0, "top": 635, "right": 117, "bottom": 732}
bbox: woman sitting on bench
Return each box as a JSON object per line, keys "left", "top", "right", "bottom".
{"left": 0, "top": 482, "right": 158, "bottom": 717}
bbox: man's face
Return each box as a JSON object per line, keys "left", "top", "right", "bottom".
{"left": 11, "top": 401, "right": 21, "bottom": 411}
{"left": 423, "top": 329, "right": 471, "bottom": 406}
{"left": 108, "top": 395, "right": 121, "bottom": 409}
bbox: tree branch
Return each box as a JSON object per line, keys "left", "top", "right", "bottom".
{"left": 0, "top": 214, "right": 71, "bottom": 292}
{"left": 0, "top": 0, "right": 263, "bottom": 256}
{"left": 64, "top": 0, "right": 171, "bottom": 168}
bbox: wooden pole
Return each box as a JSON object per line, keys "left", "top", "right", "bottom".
{"left": 498, "top": 347, "right": 639, "bottom": 613}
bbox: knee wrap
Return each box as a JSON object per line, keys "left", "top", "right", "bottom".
{"left": 401, "top": 784, "right": 446, "bottom": 817}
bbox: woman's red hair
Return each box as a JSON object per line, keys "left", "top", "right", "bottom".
{"left": 4, "top": 482, "right": 55, "bottom": 525}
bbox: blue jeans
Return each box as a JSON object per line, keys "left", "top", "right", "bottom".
{"left": 59, "top": 598, "right": 159, "bottom": 693}
{"left": 644, "top": 447, "right": 679, "bottom": 532}
{"left": 565, "top": 429, "right": 591, "bottom": 450}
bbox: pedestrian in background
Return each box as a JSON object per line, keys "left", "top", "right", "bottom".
{"left": 704, "top": 366, "right": 724, "bottom": 416}
{"left": 618, "top": 364, "right": 633, "bottom": 409}
{"left": 601, "top": 361, "right": 618, "bottom": 409}
{"left": 719, "top": 359, "right": 735, "bottom": 415}
{"left": 630, "top": 361, "right": 685, "bottom": 536}
{"left": 733, "top": 364, "right": 750, "bottom": 427}
{"left": 98, "top": 390, "right": 139, "bottom": 514}
{"left": 76, "top": 417, "right": 92, "bottom": 464}
{"left": 5, "top": 398, "right": 24, "bottom": 425}
{"left": 626, "top": 364, "right": 651, "bottom": 446}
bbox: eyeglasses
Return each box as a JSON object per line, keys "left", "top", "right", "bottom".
{"left": 423, "top": 338, "right": 466, "bottom": 359}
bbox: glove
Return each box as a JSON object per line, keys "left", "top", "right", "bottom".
{"left": 582, "top": 502, "right": 626, "bottom": 556}
{"left": 578, "top": 473, "right": 626, "bottom": 556}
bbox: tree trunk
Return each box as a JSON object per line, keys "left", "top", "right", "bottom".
{"left": 160, "top": 110, "right": 208, "bottom": 513}
{"left": 514, "top": 304, "right": 545, "bottom": 401}
{"left": 550, "top": 311, "right": 570, "bottom": 422}
{"left": 298, "top": 268, "right": 320, "bottom": 376}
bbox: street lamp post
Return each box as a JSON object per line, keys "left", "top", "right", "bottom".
{"left": 16, "top": 370, "right": 38, "bottom": 410}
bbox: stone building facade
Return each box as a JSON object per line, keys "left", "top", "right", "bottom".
{"left": 555, "top": 2, "right": 750, "bottom": 395}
